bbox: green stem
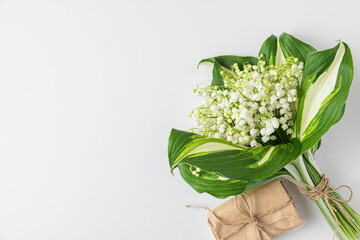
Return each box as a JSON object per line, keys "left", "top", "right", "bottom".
{"left": 303, "top": 152, "right": 360, "bottom": 240}
{"left": 293, "top": 157, "right": 347, "bottom": 239}
{"left": 286, "top": 153, "right": 360, "bottom": 240}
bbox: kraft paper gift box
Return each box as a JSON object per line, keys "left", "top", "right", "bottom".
{"left": 207, "top": 180, "right": 303, "bottom": 240}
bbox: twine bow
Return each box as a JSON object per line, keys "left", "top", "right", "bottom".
{"left": 297, "top": 174, "right": 354, "bottom": 240}
{"left": 186, "top": 193, "right": 304, "bottom": 240}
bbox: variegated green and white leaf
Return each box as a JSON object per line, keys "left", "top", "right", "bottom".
{"left": 168, "top": 129, "right": 301, "bottom": 181}
{"left": 168, "top": 128, "right": 241, "bottom": 169}
{"left": 178, "top": 164, "right": 248, "bottom": 199}
{"left": 178, "top": 164, "right": 291, "bottom": 199}
{"left": 295, "top": 42, "right": 354, "bottom": 153}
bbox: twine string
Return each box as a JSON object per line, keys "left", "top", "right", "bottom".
{"left": 297, "top": 174, "right": 354, "bottom": 240}
{"left": 186, "top": 193, "right": 304, "bottom": 240}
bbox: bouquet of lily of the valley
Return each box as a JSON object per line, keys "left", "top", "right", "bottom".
{"left": 168, "top": 33, "right": 360, "bottom": 239}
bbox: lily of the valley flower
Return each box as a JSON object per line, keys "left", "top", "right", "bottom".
{"left": 190, "top": 56, "right": 302, "bottom": 147}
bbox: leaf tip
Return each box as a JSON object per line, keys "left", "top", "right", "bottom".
{"left": 170, "top": 166, "right": 177, "bottom": 175}
{"left": 197, "top": 58, "right": 214, "bottom": 69}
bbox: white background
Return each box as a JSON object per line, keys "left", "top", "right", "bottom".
{"left": 0, "top": 0, "right": 359, "bottom": 239}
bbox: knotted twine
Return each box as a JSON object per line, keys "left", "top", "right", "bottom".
{"left": 187, "top": 193, "right": 304, "bottom": 240}
{"left": 297, "top": 174, "right": 354, "bottom": 240}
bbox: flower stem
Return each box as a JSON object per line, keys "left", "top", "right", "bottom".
{"left": 287, "top": 153, "right": 360, "bottom": 240}
{"left": 303, "top": 153, "right": 360, "bottom": 240}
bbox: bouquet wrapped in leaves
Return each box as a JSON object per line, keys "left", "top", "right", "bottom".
{"left": 168, "top": 33, "right": 360, "bottom": 240}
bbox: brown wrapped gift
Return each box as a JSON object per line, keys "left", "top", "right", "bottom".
{"left": 207, "top": 180, "right": 303, "bottom": 240}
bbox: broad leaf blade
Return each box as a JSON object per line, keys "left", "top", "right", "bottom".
{"left": 296, "top": 42, "right": 353, "bottom": 153}
{"left": 178, "top": 165, "right": 291, "bottom": 199}
{"left": 178, "top": 165, "right": 248, "bottom": 199}
{"left": 259, "top": 34, "right": 278, "bottom": 66}
{"left": 181, "top": 138, "right": 300, "bottom": 181}
{"left": 198, "top": 56, "right": 258, "bottom": 86}
{"left": 211, "top": 61, "right": 224, "bottom": 86}
{"left": 197, "top": 58, "right": 224, "bottom": 86}
{"left": 168, "top": 128, "right": 204, "bottom": 167}
{"left": 168, "top": 129, "right": 301, "bottom": 181}
{"left": 198, "top": 56, "right": 258, "bottom": 70}
{"left": 168, "top": 128, "right": 240, "bottom": 169}
{"left": 244, "top": 170, "right": 291, "bottom": 191}
{"left": 279, "top": 33, "right": 316, "bottom": 63}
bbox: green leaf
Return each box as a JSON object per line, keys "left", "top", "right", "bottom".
{"left": 168, "top": 129, "right": 301, "bottom": 181}
{"left": 168, "top": 128, "right": 238, "bottom": 169}
{"left": 181, "top": 139, "right": 301, "bottom": 181}
{"left": 197, "top": 58, "right": 224, "bottom": 86}
{"left": 244, "top": 170, "right": 291, "bottom": 191}
{"left": 259, "top": 33, "right": 315, "bottom": 67}
{"left": 178, "top": 165, "right": 248, "bottom": 199}
{"left": 211, "top": 61, "right": 224, "bottom": 86}
{"left": 310, "top": 139, "right": 322, "bottom": 155}
{"left": 295, "top": 42, "right": 354, "bottom": 153}
{"left": 259, "top": 34, "right": 278, "bottom": 66}
{"left": 198, "top": 56, "right": 258, "bottom": 87}
{"left": 279, "top": 33, "right": 316, "bottom": 63}
{"left": 199, "top": 56, "right": 258, "bottom": 70}
{"left": 177, "top": 164, "right": 291, "bottom": 199}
